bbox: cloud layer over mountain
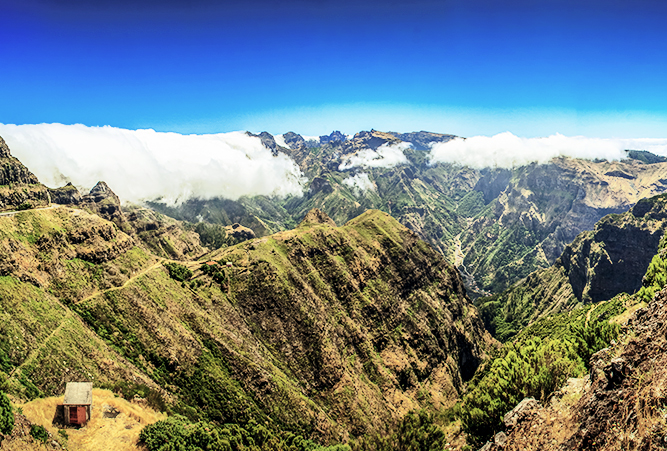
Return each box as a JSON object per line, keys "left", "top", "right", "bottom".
{"left": 429, "top": 132, "right": 667, "bottom": 168}
{"left": 0, "top": 123, "right": 305, "bottom": 204}
{"left": 338, "top": 142, "right": 410, "bottom": 170}
{"left": 342, "top": 172, "right": 375, "bottom": 195}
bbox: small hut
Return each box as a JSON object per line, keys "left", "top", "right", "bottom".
{"left": 63, "top": 382, "right": 93, "bottom": 426}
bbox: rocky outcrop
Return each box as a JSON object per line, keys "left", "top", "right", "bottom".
{"left": 299, "top": 208, "right": 336, "bottom": 227}
{"left": 82, "top": 181, "right": 125, "bottom": 224}
{"left": 48, "top": 182, "right": 83, "bottom": 205}
{"left": 0, "top": 135, "right": 50, "bottom": 211}
{"left": 224, "top": 223, "right": 256, "bottom": 241}
{"left": 558, "top": 195, "right": 667, "bottom": 303}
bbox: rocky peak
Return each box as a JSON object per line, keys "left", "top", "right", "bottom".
{"left": 48, "top": 182, "right": 83, "bottom": 205}
{"left": 82, "top": 181, "right": 125, "bottom": 224}
{"left": 0, "top": 135, "right": 50, "bottom": 211}
{"left": 299, "top": 208, "right": 336, "bottom": 228}
{"left": 282, "top": 131, "right": 306, "bottom": 150}
{"left": 247, "top": 131, "right": 279, "bottom": 155}
{"left": 319, "top": 131, "right": 347, "bottom": 145}
{"left": 0, "top": 136, "right": 11, "bottom": 158}
{"left": 344, "top": 129, "right": 401, "bottom": 152}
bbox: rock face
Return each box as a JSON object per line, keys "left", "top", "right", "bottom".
{"left": 0, "top": 136, "right": 11, "bottom": 158}
{"left": 0, "top": 135, "right": 50, "bottom": 211}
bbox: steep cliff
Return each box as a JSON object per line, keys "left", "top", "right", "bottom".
{"left": 476, "top": 193, "right": 667, "bottom": 341}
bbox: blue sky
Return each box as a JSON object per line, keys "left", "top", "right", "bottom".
{"left": 2, "top": 0, "right": 667, "bottom": 137}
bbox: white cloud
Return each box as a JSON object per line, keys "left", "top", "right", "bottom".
{"left": 273, "top": 133, "right": 288, "bottom": 148}
{"left": 342, "top": 172, "right": 375, "bottom": 196}
{"left": 0, "top": 123, "right": 306, "bottom": 205}
{"left": 301, "top": 135, "right": 320, "bottom": 144}
{"left": 428, "top": 132, "right": 667, "bottom": 168}
{"left": 339, "top": 142, "right": 410, "bottom": 171}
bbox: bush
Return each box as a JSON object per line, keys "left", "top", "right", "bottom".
{"left": 0, "top": 391, "right": 13, "bottom": 435}
{"left": 30, "top": 424, "right": 48, "bottom": 443}
{"left": 140, "top": 415, "right": 348, "bottom": 451}
{"left": 460, "top": 297, "right": 622, "bottom": 446}
{"left": 17, "top": 202, "right": 32, "bottom": 211}
{"left": 164, "top": 262, "right": 193, "bottom": 283}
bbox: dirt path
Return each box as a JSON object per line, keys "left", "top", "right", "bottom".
{"left": 76, "top": 260, "right": 167, "bottom": 305}
{"left": 0, "top": 204, "right": 58, "bottom": 217}
{"left": 9, "top": 309, "right": 74, "bottom": 380}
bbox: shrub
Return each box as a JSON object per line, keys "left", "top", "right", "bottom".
{"left": 30, "top": 424, "right": 48, "bottom": 443}
{"left": 164, "top": 262, "right": 193, "bottom": 282}
{"left": 0, "top": 391, "right": 13, "bottom": 435}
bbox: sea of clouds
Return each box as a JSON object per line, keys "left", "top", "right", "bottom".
{"left": 2, "top": 124, "right": 667, "bottom": 206}
{"left": 429, "top": 132, "right": 667, "bottom": 168}
{"left": 0, "top": 123, "right": 306, "bottom": 205}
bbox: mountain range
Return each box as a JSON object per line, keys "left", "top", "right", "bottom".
{"left": 1, "top": 130, "right": 667, "bottom": 450}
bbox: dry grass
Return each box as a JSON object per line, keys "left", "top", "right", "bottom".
{"left": 15, "top": 388, "right": 165, "bottom": 451}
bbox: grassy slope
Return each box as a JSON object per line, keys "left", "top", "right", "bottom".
{"left": 0, "top": 206, "right": 495, "bottom": 444}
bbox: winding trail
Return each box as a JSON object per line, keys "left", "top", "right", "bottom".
{"left": 76, "top": 260, "right": 167, "bottom": 305}
{"left": 9, "top": 309, "right": 74, "bottom": 379}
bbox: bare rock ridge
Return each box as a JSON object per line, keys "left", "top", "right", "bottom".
{"left": 0, "top": 135, "right": 13, "bottom": 158}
